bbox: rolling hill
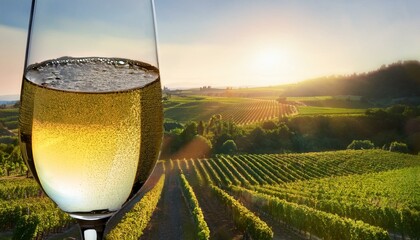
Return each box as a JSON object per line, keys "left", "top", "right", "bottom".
{"left": 282, "top": 60, "right": 420, "bottom": 101}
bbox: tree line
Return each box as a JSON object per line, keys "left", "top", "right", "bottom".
{"left": 283, "top": 60, "right": 420, "bottom": 100}
{"left": 0, "top": 104, "right": 418, "bottom": 176}
{"left": 161, "top": 104, "right": 420, "bottom": 159}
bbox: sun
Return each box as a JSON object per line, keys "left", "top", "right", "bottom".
{"left": 254, "top": 48, "right": 284, "bottom": 70}
{"left": 248, "top": 46, "right": 296, "bottom": 85}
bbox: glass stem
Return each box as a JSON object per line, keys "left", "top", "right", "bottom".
{"left": 77, "top": 218, "right": 109, "bottom": 240}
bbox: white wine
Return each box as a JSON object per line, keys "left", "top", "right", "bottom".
{"left": 19, "top": 57, "right": 163, "bottom": 218}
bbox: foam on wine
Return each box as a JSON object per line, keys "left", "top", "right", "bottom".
{"left": 25, "top": 57, "right": 159, "bottom": 92}
{"left": 19, "top": 57, "right": 163, "bottom": 215}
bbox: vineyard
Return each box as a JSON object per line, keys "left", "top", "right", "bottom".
{"left": 217, "top": 100, "right": 297, "bottom": 125}
{"left": 0, "top": 108, "right": 18, "bottom": 141}
{"left": 164, "top": 97, "right": 298, "bottom": 125}
{"left": 0, "top": 178, "right": 73, "bottom": 239}
{"left": 1, "top": 149, "right": 419, "bottom": 239}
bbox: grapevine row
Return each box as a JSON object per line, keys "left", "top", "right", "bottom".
{"left": 0, "top": 197, "right": 73, "bottom": 239}
{"left": 218, "top": 155, "right": 250, "bottom": 186}
{"left": 218, "top": 99, "right": 297, "bottom": 125}
{"left": 179, "top": 173, "right": 210, "bottom": 240}
{"left": 185, "top": 150, "right": 420, "bottom": 189}
{"left": 106, "top": 174, "right": 165, "bottom": 240}
{"left": 211, "top": 185, "right": 273, "bottom": 240}
{"left": 253, "top": 167, "right": 420, "bottom": 238}
{"left": 230, "top": 185, "right": 390, "bottom": 240}
{"left": 0, "top": 178, "right": 42, "bottom": 200}
{"left": 189, "top": 159, "right": 204, "bottom": 185}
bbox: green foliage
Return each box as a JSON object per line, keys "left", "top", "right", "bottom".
{"left": 261, "top": 120, "right": 277, "bottom": 130}
{"left": 179, "top": 174, "right": 210, "bottom": 239}
{"left": 0, "top": 146, "right": 27, "bottom": 176}
{"left": 220, "top": 140, "right": 237, "bottom": 154}
{"left": 10, "top": 205, "right": 72, "bottom": 240}
{"left": 298, "top": 106, "right": 365, "bottom": 115}
{"left": 282, "top": 60, "right": 420, "bottom": 99}
{"left": 197, "top": 120, "right": 205, "bottom": 135}
{"left": 164, "top": 96, "right": 285, "bottom": 125}
{"left": 211, "top": 185, "right": 273, "bottom": 240}
{"left": 161, "top": 103, "right": 420, "bottom": 158}
{"left": 181, "top": 122, "right": 198, "bottom": 142}
{"left": 250, "top": 167, "right": 420, "bottom": 238}
{"left": 347, "top": 140, "right": 375, "bottom": 150}
{"left": 0, "top": 178, "right": 73, "bottom": 239}
{"left": 0, "top": 143, "right": 14, "bottom": 154}
{"left": 0, "top": 178, "right": 41, "bottom": 200}
{"left": 187, "top": 150, "right": 419, "bottom": 238}
{"left": 163, "top": 119, "right": 183, "bottom": 133}
{"left": 106, "top": 175, "right": 165, "bottom": 240}
{"left": 0, "top": 108, "right": 19, "bottom": 118}
{"left": 230, "top": 186, "right": 390, "bottom": 240}
{"left": 0, "top": 136, "right": 18, "bottom": 145}
{"left": 389, "top": 141, "right": 409, "bottom": 153}
{"left": 201, "top": 150, "right": 420, "bottom": 187}
{"left": 3, "top": 120, "right": 18, "bottom": 130}
{"left": 288, "top": 110, "right": 418, "bottom": 153}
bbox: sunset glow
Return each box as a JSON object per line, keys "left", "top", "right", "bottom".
{"left": 243, "top": 45, "right": 298, "bottom": 86}
{"left": 1, "top": 1, "right": 420, "bottom": 95}
{"left": 254, "top": 48, "right": 285, "bottom": 71}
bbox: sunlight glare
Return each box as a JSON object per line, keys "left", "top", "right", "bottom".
{"left": 255, "top": 48, "right": 284, "bottom": 70}
{"left": 250, "top": 46, "right": 297, "bottom": 85}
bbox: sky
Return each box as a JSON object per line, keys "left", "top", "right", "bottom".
{"left": 1, "top": 0, "right": 420, "bottom": 96}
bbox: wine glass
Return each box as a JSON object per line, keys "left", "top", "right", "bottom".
{"left": 18, "top": 0, "right": 162, "bottom": 239}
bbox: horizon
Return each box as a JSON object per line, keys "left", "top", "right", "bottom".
{"left": 0, "top": 58, "right": 418, "bottom": 99}
{"left": 1, "top": 1, "right": 420, "bottom": 95}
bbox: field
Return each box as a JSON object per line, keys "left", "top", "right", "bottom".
{"left": 0, "top": 109, "right": 18, "bottom": 137}
{"left": 0, "top": 85, "right": 418, "bottom": 239}
{"left": 1, "top": 150, "right": 419, "bottom": 239}
{"left": 163, "top": 93, "right": 367, "bottom": 125}
{"left": 164, "top": 96, "right": 298, "bottom": 125}
{"left": 1, "top": 93, "right": 368, "bottom": 131}
{"left": 297, "top": 106, "right": 365, "bottom": 115}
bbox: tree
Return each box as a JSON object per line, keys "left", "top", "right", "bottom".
{"left": 2, "top": 146, "right": 26, "bottom": 176}
{"left": 347, "top": 140, "right": 375, "bottom": 150}
{"left": 389, "top": 141, "right": 409, "bottom": 153}
{"left": 277, "top": 123, "right": 292, "bottom": 139}
{"left": 180, "top": 122, "right": 198, "bottom": 143}
{"left": 197, "top": 120, "right": 205, "bottom": 136}
{"left": 207, "top": 114, "right": 222, "bottom": 136}
{"left": 247, "top": 127, "right": 268, "bottom": 153}
{"left": 261, "top": 120, "right": 277, "bottom": 130}
{"left": 0, "top": 143, "right": 14, "bottom": 154}
{"left": 0, "top": 151, "right": 8, "bottom": 176}
{"left": 221, "top": 140, "right": 238, "bottom": 154}
{"left": 1, "top": 152, "right": 12, "bottom": 176}
{"left": 164, "top": 120, "right": 183, "bottom": 133}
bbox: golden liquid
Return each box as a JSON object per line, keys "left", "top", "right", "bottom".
{"left": 19, "top": 58, "right": 163, "bottom": 216}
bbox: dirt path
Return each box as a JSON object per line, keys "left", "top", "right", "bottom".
{"left": 236, "top": 194, "right": 306, "bottom": 240}
{"left": 140, "top": 161, "right": 196, "bottom": 240}
{"left": 195, "top": 186, "right": 243, "bottom": 240}
{"left": 179, "top": 159, "right": 243, "bottom": 240}
{"left": 11, "top": 159, "right": 307, "bottom": 240}
{"left": 181, "top": 158, "right": 305, "bottom": 240}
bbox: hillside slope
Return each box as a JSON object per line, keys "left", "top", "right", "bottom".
{"left": 283, "top": 60, "right": 420, "bottom": 100}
